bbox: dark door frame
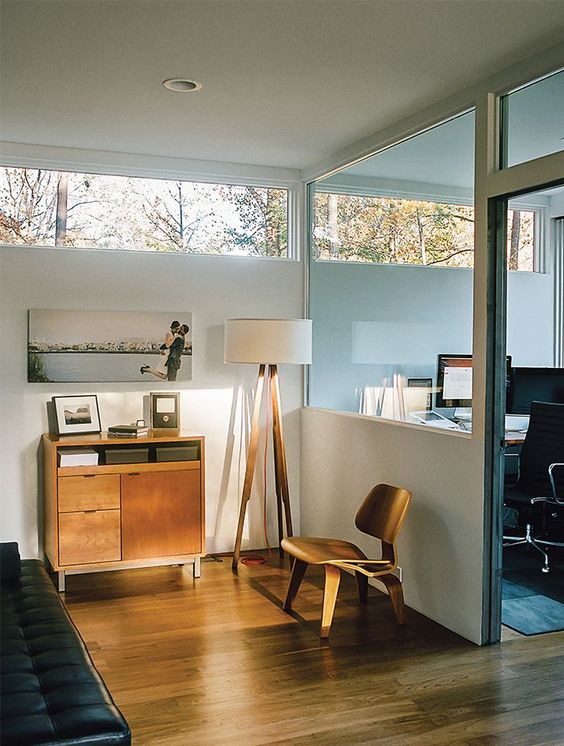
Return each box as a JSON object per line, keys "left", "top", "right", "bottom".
{"left": 483, "top": 179, "right": 564, "bottom": 645}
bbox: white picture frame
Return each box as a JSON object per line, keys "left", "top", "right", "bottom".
{"left": 52, "top": 395, "right": 101, "bottom": 435}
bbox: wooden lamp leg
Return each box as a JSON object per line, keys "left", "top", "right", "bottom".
{"left": 232, "top": 365, "right": 266, "bottom": 570}
{"left": 271, "top": 364, "right": 293, "bottom": 556}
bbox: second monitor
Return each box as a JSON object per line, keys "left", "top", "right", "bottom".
{"left": 435, "top": 354, "right": 512, "bottom": 410}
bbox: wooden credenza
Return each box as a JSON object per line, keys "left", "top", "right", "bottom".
{"left": 42, "top": 432, "right": 205, "bottom": 591}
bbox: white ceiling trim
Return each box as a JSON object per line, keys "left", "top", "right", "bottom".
{"left": 0, "top": 141, "right": 300, "bottom": 188}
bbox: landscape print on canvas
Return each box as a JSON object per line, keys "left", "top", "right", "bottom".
{"left": 28, "top": 310, "right": 192, "bottom": 383}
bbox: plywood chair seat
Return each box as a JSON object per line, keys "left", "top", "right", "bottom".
{"left": 281, "top": 483, "right": 411, "bottom": 638}
{"left": 281, "top": 536, "right": 368, "bottom": 565}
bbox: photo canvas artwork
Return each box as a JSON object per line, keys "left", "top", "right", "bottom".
{"left": 28, "top": 310, "right": 192, "bottom": 383}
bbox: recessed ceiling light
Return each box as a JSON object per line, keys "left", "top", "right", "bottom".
{"left": 162, "top": 78, "right": 203, "bottom": 93}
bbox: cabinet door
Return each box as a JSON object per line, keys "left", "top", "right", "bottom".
{"left": 121, "top": 469, "right": 201, "bottom": 560}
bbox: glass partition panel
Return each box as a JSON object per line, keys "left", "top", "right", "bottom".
{"left": 501, "top": 69, "right": 564, "bottom": 169}
{"left": 309, "top": 111, "right": 477, "bottom": 429}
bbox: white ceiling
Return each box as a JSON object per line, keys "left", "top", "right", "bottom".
{"left": 1, "top": 0, "right": 564, "bottom": 171}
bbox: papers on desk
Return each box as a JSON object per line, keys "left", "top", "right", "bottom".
{"left": 505, "top": 430, "right": 527, "bottom": 442}
{"left": 408, "top": 410, "right": 461, "bottom": 430}
{"left": 425, "top": 419, "right": 463, "bottom": 431}
{"left": 413, "top": 413, "right": 530, "bottom": 437}
{"left": 505, "top": 414, "right": 529, "bottom": 431}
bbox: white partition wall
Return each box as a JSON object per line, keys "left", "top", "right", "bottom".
{"left": 301, "top": 408, "right": 484, "bottom": 642}
{"left": 301, "top": 43, "right": 564, "bottom": 644}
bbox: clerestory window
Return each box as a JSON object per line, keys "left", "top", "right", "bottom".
{"left": 313, "top": 191, "right": 537, "bottom": 272}
{"left": 0, "top": 167, "right": 290, "bottom": 258}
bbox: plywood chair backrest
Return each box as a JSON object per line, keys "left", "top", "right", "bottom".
{"left": 354, "top": 483, "right": 412, "bottom": 545}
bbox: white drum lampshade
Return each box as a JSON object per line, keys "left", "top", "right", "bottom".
{"left": 224, "top": 318, "right": 312, "bottom": 365}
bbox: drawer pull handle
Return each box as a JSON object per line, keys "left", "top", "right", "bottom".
{"left": 128, "top": 472, "right": 140, "bottom": 476}
{"left": 83, "top": 474, "right": 96, "bottom": 478}
{"left": 84, "top": 509, "right": 97, "bottom": 513}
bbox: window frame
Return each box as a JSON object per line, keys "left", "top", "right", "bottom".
{"left": 498, "top": 67, "right": 564, "bottom": 171}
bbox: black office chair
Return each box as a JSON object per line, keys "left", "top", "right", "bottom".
{"left": 503, "top": 401, "right": 564, "bottom": 573}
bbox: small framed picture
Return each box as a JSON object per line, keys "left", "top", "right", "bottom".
{"left": 52, "top": 395, "right": 101, "bottom": 435}
{"left": 150, "top": 392, "right": 180, "bottom": 430}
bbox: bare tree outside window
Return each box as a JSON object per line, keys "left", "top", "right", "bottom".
{"left": 219, "top": 185, "right": 287, "bottom": 257}
{"left": 0, "top": 167, "right": 289, "bottom": 258}
{"left": 507, "top": 209, "right": 535, "bottom": 271}
{"left": 0, "top": 168, "right": 58, "bottom": 244}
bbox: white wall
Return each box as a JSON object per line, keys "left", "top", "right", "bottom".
{"left": 507, "top": 270, "right": 554, "bottom": 366}
{"left": 0, "top": 246, "right": 304, "bottom": 558}
{"left": 301, "top": 408, "right": 484, "bottom": 643}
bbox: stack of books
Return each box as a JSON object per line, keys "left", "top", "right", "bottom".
{"left": 107, "top": 424, "right": 149, "bottom": 438}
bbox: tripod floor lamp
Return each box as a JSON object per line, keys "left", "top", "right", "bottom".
{"left": 224, "top": 318, "right": 312, "bottom": 570}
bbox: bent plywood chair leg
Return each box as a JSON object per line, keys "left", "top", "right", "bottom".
{"left": 283, "top": 558, "right": 308, "bottom": 611}
{"left": 355, "top": 572, "right": 369, "bottom": 604}
{"left": 320, "top": 564, "right": 341, "bottom": 638}
{"left": 380, "top": 573, "right": 406, "bottom": 624}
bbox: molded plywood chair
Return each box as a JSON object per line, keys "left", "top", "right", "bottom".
{"left": 281, "top": 483, "right": 412, "bottom": 638}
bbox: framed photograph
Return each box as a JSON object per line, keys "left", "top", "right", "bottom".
{"left": 407, "top": 377, "right": 433, "bottom": 412}
{"left": 52, "top": 395, "right": 101, "bottom": 435}
{"left": 29, "top": 310, "right": 192, "bottom": 383}
{"left": 150, "top": 392, "right": 180, "bottom": 431}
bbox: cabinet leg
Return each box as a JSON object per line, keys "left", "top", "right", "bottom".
{"left": 193, "top": 556, "right": 201, "bottom": 578}
{"left": 58, "top": 571, "right": 66, "bottom": 593}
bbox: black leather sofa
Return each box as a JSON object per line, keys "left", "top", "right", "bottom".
{"left": 1, "top": 543, "right": 131, "bottom": 745}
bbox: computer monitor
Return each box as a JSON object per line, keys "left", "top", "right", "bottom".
{"left": 435, "top": 355, "right": 472, "bottom": 408}
{"left": 435, "top": 354, "right": 512, "bottom": 409}
{"left": 509, "top": 367, "right": 564, "bottom": 414}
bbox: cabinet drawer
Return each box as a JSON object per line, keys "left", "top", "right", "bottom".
{"left": 59, "top": 510, "right": 121, "bottom": 566}
{"left": 58, "top": 474, "right": 120, "bottom": 513}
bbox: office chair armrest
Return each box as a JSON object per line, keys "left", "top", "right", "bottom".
{"left": 504, "top": 452, "right": 520, "bottom": 488}
{"left": 548, "top": 463, "right": 564, "bottom": 503}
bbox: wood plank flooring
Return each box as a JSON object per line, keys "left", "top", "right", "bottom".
{"left": 60, "top": 555, "right": 564, "bottom": 746}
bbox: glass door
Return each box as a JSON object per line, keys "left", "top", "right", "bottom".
{"left": 488, "top": 182, "right": 564, "bottom": 642}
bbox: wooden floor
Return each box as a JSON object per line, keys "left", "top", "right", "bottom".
{"left": 61, "top": 555, "right": 564, "bottom": 746}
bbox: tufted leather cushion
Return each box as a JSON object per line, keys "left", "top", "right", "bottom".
{"left": 1, "top": 559, "right": 130, "bottom": 745}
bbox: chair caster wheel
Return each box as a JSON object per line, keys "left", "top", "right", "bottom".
{"left": 542, "top": 567, "right": 550, "bottom": 574}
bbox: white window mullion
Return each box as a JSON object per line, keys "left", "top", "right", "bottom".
{"left": 554, "top": 218, "right": 564, "bottom": 366}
